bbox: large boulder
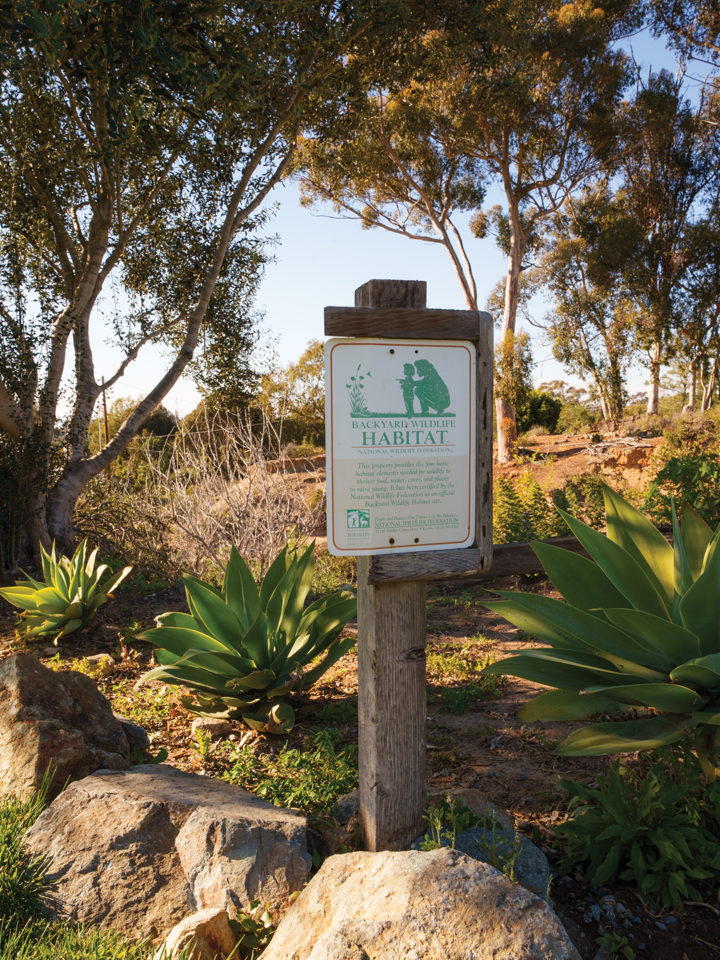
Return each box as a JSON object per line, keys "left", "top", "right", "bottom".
{"left": 24, "top": 764, "right": 311, "bottom": 941}
{"left": 260, "top": 848, "right": 580, "bottom": 960}
{"left": 0, "top": 652, "right": 134, "bottom": 799}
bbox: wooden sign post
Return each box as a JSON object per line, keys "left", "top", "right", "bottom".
{"left": 324, "top": 279, "right": 493, "bottom": 850}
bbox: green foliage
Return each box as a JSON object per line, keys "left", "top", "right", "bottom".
{"left": 137, "top": 543, "right": 357, "bottom": 733}
{"left": 223, "top": 728, "right": 358, "bottom": 815}
{"left": 0, "top": 540, "right": 132, "bottom": 643}
{"left": 595, "top": 930, "right": 635, "bottom": 960}
{"left": 495, "top": 330, "right": 533, "bottom": 409}
{"left": 493, "top": 474, "right": 564, "bottom": 543}
{"left": 556, "top": 752, "right": 720, "bottom": 910}
{"left": 420, "top": 795, "right": 522, "bottom": 881}
{"left": 644, "top": 454, "right": 720, "bottom": 528}
{"left": 556, "top": 402, "right": 596, "bottom": 433}
{"left": 229, "top": 901, "right": 274, "bottom": 960}
{"left": 429, "top": 680, "right": 503, "bottom": 715}
{"left": 553, "top": 473, "right": 607, "bottom": 530}
{"left": 257, "top": 340, "right": 326, "bottom": 447}
{"left": 315, "top": 696, "right": 358, "bottom": 725}
{"left": 516, "top": 389, "right": 563, "bottom": 434}
{"left": 426, "top": 643, "right": 505, "bottom": 713}
{"left": 0, "top": 789, "right": 48, "bottom": 926}
{"left": 310, "top": 551, "right": 355, "bottom": 600}
{"left": 421, "top": 795, "right": 476, "bottom": 849}
{"left": 0, "top": 919, "right": 183, "bottom": 960}
{"left": 485, "top": 484, "right": 720, "bottom": 781}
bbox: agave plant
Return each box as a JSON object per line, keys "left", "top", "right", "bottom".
{"left": 0, "top": 540, "right": 132, "bottom": 643}
{"left": 485, "top": 484, "right": 720, "bottom": 782}
{"left": 136, "top": 543, "right": 357, "bottom": 733}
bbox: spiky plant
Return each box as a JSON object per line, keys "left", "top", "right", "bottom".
{"left": 485, "top": 485, "right": 720, "bottom": 782}
{"left": 137, "top": 543, "right": 356, "bottom": 733}
{"left": 0, "top": 541, "right": 131, "bottom": 643}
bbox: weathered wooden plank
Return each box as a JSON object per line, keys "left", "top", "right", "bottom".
{"left": 354, "top": 278, "right": 427, "bottom": 309}
{"left": 475, "top": 310, "right": 493, "bottom": 565}
{"left": 324, "top": 305, "right": 485, "bottom": 343}
{"left": 367, "top": 546, "right": 487, "bottom": 583}
{"left": 354, "top": 279, "right": 428, "bottom": 851}
{"left": 368, "top": 536, "right": 586, "bottom": 584}
{"left": 357, "top": 555, "right": 427, "bottom": 851}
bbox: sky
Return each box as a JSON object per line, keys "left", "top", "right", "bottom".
{"left": 90, "top": 27, "right": 681, "bottom": 419}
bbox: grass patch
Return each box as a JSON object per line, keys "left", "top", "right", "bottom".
{"left": 108, "top": 680, "right": 183, "bottom": 730}
{"left": 314, "top": 696, "right": 358, "bottom": 725}
{"left": 426, "top": 646, "right": 506, "bottom": 714}
{"left": 223, "top": 728, "right": 358, "bottom": 815}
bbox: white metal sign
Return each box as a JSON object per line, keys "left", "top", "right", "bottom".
{"left": 325, "top": 338, "right": 476, "bottom": 555}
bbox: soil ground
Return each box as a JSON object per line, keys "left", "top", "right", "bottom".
{"left": 1, "top": 427, "right": 718, "bottom": 959}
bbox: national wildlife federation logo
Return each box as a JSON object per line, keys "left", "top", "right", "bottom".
{"left": 346, "top": 357, "right": 452, "bottom": 418}
{"left": 347, "top": 509, "right": 370, "bottom": 528}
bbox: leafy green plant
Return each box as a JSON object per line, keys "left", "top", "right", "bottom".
{"left": 485, "top": 484, "right": 720, "bottom": 781}
{"left": 230, "top": 900, "right": 275, "bottom": 960}
{"left": 0, "top": 540, "right": 132, "bottom": 643}
{"left": 643, "top": 453, "right": 720, "bottom": 528}
{"left": 223, "top": 728, "right": 358, "bottom": 814}
{"left": 421, "top": 794, "right": 475, "bottom": 850}
{"left": 193, "top": 729, "right": 212, "bottom": 762}
{"left": 493, "top": 474, "right": 563, "bottom": 544}
{"left": 137, "top": 543, "right": 356, "bottom": 733}
{"left": 553, "top": 472, "right": 608, "bottom": 530}
{"left": 420, "top": 795, "right": 522, "bottom": 881}
{"left": 556, "top": 752, "right": 720, "bottom": 910}
{"left": 595, "top": 931, "right": 635, "bottom": 960}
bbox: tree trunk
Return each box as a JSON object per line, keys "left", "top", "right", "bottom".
{"left": 496, "top": 238, "right": 524, "bottom": 463}
{"left": 598, "top": 392, "right": 611, "bottom": 422}
{"left": 682, "top": 357, "right": 697, "bottom": 413}
{"left": 495, "top": 396, "right": 517, "bottom": 461}
{"left": 646, "top": 340, "right": 661, "bottom": 415}
{"left": 701, "top": 354, "right": 718, "bottom": 412}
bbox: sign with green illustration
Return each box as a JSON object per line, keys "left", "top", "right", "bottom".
{"left": 325, "top": 338, "right": 476, "bottom": 555}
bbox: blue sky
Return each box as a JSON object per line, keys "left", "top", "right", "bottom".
{"left": 90, "top": 27, "right": 681, "bottom": 418}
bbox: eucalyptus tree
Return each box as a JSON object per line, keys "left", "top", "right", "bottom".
{"left": 534, "top": 187, "right": 640, "bottom": 421}
{"left": 674, "top": 211, "right": 720, "bottom": 410}
{"left": 651, "top": 0, "right": 720, "bottom": 76}
{"left": 297, "top": 0, "right": 635, "bottom": 460}
{"left": 0, "top": 0, "right": 417, "bottom": 568}
{"left": 605, "top": 70, "right": 719, "bottom": 413}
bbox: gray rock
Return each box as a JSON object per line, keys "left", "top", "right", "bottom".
{"left": 190, "top": 717, "right": 233, "bottom": 739}
{"left": 114, "top": 715, "right": 150, "bottom": 753}
{"left": 260, "top": 848, "right": 580, "bottom": 960}
{"left": 24, "top": 764, "right": 311, "bottom": 941}
{"left": 451, "top": 826, "right": 551, "bottom": 899}
{"left": 428, "top": 786, "right": 514, "bottom": 832}
{"left": 330, "top": 789, "right": 359, "bottom": 826}
{"left": 0, "top": 652, "right": 132, "bottom": 800}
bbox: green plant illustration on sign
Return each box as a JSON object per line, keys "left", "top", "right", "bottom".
{"left": 346, "top": 357, "right": 454, "bottom": 418}
{"left": 346, "top": 363, "right": 370, "bottom": 415}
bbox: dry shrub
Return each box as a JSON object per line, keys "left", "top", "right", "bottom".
{"left": 75, "top": 410, "right": 323, "bottom": 579}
